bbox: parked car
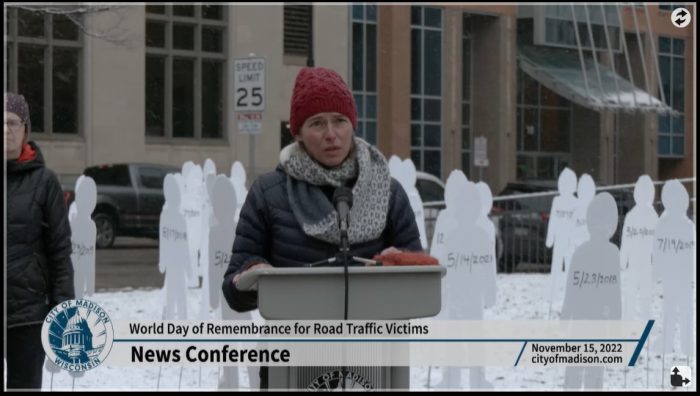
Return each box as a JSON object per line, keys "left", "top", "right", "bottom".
{"left": 63, "top": 163, "right": 180, "bottom": 248}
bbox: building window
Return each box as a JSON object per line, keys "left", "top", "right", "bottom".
{"left": 145, "top": 5, "right": 226, "bottom": 140}
{"left": 411, "top": 6, "right": 442, "bottom": 178}
{"left": 5, "top": 7, "right": 82, "bottom": 135}
{"left": 541, "top": 5, "right": 622, "bottom": 52}
{"left": 351, "top": 4, "right": 377, "bottom": 145}
{"left": 284, "top": 5, "right": 312, "bottom": 57}
{"left": 659, "top": 4, "right": 687, "bottom": 11}
{"left": 516, "top": 68, "right": 572, "bottom": 180}
{"left": 657, "top": 36, "right": 685, "bottom": 157}
{"left": 461, "top": 15, "right": 472, "bottom": 177}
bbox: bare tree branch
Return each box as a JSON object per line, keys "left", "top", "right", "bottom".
{"left": 8, "top": 4, "right": 134, "bottom": 45}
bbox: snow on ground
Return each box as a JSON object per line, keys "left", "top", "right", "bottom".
{"left": 31, "top": 274, "right": 696, "bottom": 391}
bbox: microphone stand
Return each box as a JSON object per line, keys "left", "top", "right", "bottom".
{"left": 339, "top": 219, "right": 349, "bottom": 392}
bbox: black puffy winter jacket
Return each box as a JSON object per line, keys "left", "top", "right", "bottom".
{"left": 7, "top": 141, "right": 75, "bottom": 328}
{"left": 222, "top": 165, "right": 422, "bottom": 313}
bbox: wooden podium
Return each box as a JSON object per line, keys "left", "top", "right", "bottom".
{"left": 237, "top": 265, "right": 445, "bottom": 390}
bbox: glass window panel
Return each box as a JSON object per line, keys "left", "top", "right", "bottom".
{"left": 462, "top": 102, "right": 470, "bottom": 128}
{"left": 146, "top": 5, "right": 165, "bottom": 14}
{"left": 541, "top": 84, "right": 567, "bottom": 108}
{"left": 517, "top": 155, "right": 536, "bottom": 180}
{"left": 411, "top": 29, "right": 421, "bottom": 95}
{"left": 146, "top": 21, "right": 166, "bottom": 48}
{"left": 537, "top": 156, "right": 555, "bottom": 180}
{"left": 411, "top": 6, "right": 421, "bottom": 26}
{"left": 352, "top": 23, "right": 364, "bottom": 91}
{"left": 424, "top": 7, "right": 442, "bottom": 28}
{"left": 672, "top": 38, "right": 684, "bottom": 56}
{"left": 18, "top": 9, "right": 44, "bottom": 38}
{"left": 424, "top": 30, "right": 441, "bottom": 96}
{"left": 366, "top": 95, "right": 376, "bottom": 119}
{"left": 672, "top": 58, "right": 684, "bottom": 112}
{"left": 366, "top": 24, "right": 377, "bottom": 92}
{"left": 352, "top": 5, "right": 363, "bottom": 20}
{"left": 354, "top": 94, "right": 364, "bottom": 118}
{"left": 659, "top": 37, "right": 670, "bottom": 54}
{"left": 202, "top": 60, "right": 223, "bottom": 138}
{"left": 53, "top": 48, "right": 79, "bottom": 134}
{"left": 202, "top": 5, "right": 223, "bottom": 20}
{"left": 6, "top": 43, "right": 12, "bottom": 90}
{"left": 411, "top": 124, "right": 422, "bottom": 146}
{"left": 424, "top": 150, "right": 441, "bottom": 178}
{"left": 523, "top": 108, "right": 538, "bottom": 151}
{"left": 18, "top": 45, "right": 45, "bottom": 132}
{"left": 461, "top": 127, "right": 470, "bottom": 150}
{"left": 462, "top": 152, "right": 471, "bottom": 176}
{"left": 365, "top": 121, "right": 376, "bottom": 145}
{"left": 658, "top": 135, "right": 670, "bottom": 155}
{"left": 146, "top": 56, "right": 165, "bottom": 137}
{"left": 53, "top": 14, "right": 79, "bottom": 40}
{"left": 462, "top": 36, "right": 471, "bottom": 100}
{"left": 541, "top": 109, "right": 570, "bottom": 152}
{"left": 173, "top": 6, "right": 195, "bottom": 17}
{"left": 671, "top": 114, "right": 684, "bottom": 135}
{"left": 672, "top": 136, "right": 684, "bottom": 156}
{"left": 173, "top": 24, "right": 195, "bottom": 50}
{"left": 411, "top": 98, "right": 421, "bottom": 121}
{"left": 172, "top": 58, "right": 194, "bottom": 137}
{"left": 202, "top": 27, "right": 223, "bottom": 52}
{"left": 366, "top": 5, "right": 377, "bottom": 21}
{"left": 658, "top": 114, "right": 670, "bottom": 134}
{"left": 411, "top": 150, "right": 422, "bottom": 171}
{"left": 523, "top": 73, "right": 538, "bottom": 105}
{"left": 424, "top": 124, "right": 441, "bottom": 147}
{"left": 516, "top": 108, "right": 523, "bottom": 151}
{"left": 424, "top": 99, "right": 441, "bottom": 122}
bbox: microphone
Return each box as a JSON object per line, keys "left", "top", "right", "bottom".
{"left": 333, "top": 186, "right": 353, "bottom": 233}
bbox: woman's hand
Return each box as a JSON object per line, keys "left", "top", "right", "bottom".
{"left": 233, "top": 263, "right": 274, "bottom": 286}
{"left": 380, "top": 246, "right": 401, "bottom": 255}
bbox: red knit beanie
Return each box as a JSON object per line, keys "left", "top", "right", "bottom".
{"left": 289, "top": 67, "right": 357, "bottom": 136}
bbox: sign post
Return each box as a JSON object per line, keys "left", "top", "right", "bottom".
{"left": 474, "top": 136, "right": 489, "bottom": 181}
{"left": 234, "top": 55, "right": 265, "bottom": 181}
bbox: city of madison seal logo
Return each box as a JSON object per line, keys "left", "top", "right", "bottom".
{"left": 307, "top": 369, "right": 374, "bottom": 391}
{"left": 41, "top": 299, "right": 114, "bottom": 372}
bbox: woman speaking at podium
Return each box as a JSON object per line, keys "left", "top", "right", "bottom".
{"left": 221, "top": 67, "right": 422, "bottom": 388}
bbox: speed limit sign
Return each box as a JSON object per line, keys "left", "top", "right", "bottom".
{"left": 234, "top": 57, "right": 265, "bottom": 112}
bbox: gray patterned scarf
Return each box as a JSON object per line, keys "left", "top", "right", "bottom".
{"left": 280, "top": 137, "right": 391, "bottom": 245}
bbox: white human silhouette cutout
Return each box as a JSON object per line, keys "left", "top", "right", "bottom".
{"left": 561, "top": 192, "right": 621, "bottom": 390}
{"left": 389, "top": 156, "right": 428, "bottom": 250}
{"left": 230, "top": 161, "right": 249, "bottom": 223}
{"left": 197, "top": 173, "right": 217, "bottom": 321}
{"left": 571, "top": 174, "right": 596, "bottom": 248}
{"left": 434, "top": 176, "right": 494, "bottom": 389}
{"left": 475, "top": 181, "right": 498, "bottom": 308}
{"left": 159, "top": 174, "right": 192, "bottom": 320}
{"left": 619, "top": 175, "right": 659, "bottom": 320}
{"left": 431, "top": 170, "right": 468, "bottom": 273}
{"left": 653, "top": 180, "right": 695, "bottom": 357}
{"left": 198, "top": 161, "right": 217, "bottom": 284}
{"left": 70, "top": 175, "right": 97, "bottom": 298}
{"left": 546, "top": 168, "right": 579, "bottom": 311}
{"left": 183, "top": 164, "right": 203, "bottom": 287}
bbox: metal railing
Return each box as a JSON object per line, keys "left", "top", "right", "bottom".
{"left": 423, "top": 178, "right": 695, "bottom": 273}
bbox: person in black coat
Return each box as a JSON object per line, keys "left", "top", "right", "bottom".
{"left": 221, "top": 67, "right": 422, "bottom": 389}
{"left": 5, "top": 93, "right": 75, "bottom": 390}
